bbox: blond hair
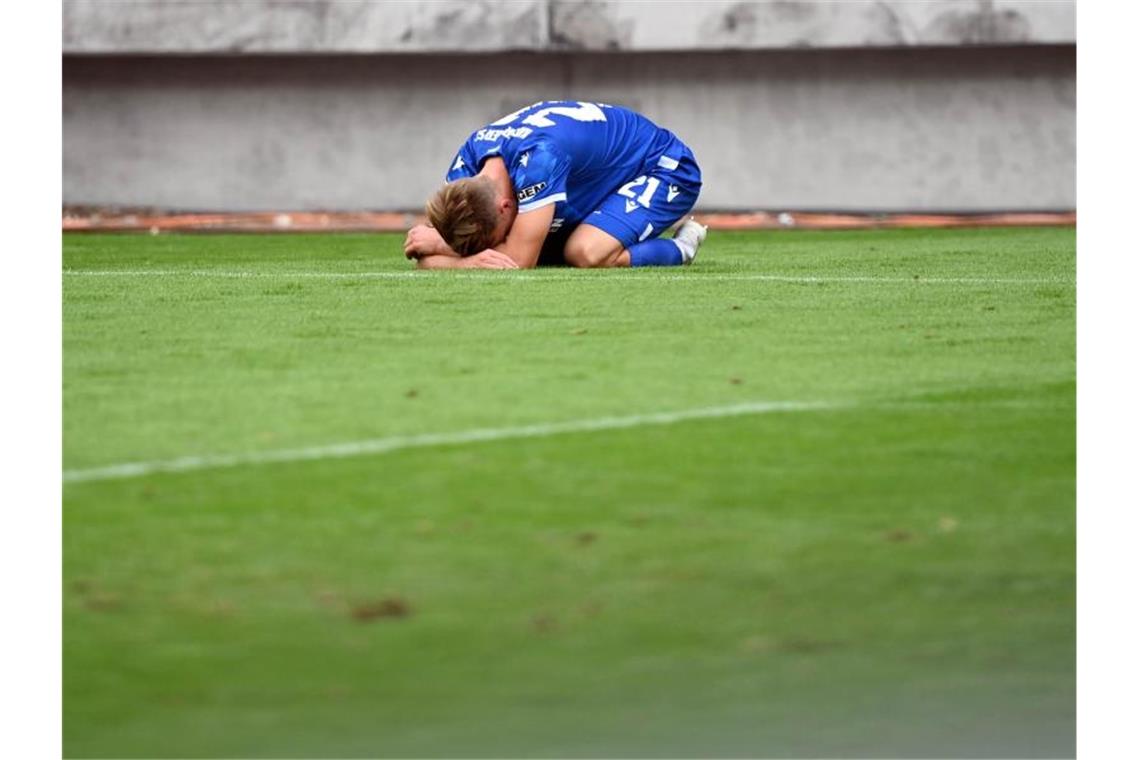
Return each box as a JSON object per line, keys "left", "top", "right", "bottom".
{"left": 425, "top": 177, "right": 499, "bottom": 256}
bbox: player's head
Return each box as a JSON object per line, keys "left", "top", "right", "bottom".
{"left": 425, "top": 177, "right": 516, "bottom": 256}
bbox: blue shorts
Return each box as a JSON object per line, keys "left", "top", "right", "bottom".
{"left": 583, "top": 143, "right": 703, "bottom": 249}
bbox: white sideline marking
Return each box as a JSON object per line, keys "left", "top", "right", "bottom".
{"left": 63, "top": 400, "right": 838, "bottom": 484}
{"left": 62, "top": 270, "right": 1073, "bottom": 285}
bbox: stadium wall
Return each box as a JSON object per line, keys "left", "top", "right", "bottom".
{"left": 62, "top": 1, "right": 1076, "bottom": 213}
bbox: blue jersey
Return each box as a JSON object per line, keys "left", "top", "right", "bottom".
{"left": 445, "top": 101, "right": 691, "bottom": 237}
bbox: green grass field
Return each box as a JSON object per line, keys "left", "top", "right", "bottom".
{"left": 63, "top": 227, "right": 1075, "bottom": 758}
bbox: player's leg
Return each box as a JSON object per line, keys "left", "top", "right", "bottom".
{"left": 563, "top": 224, "right": 630, "bottom": 268}
{"left": 628, "top": 148, "right": 706, "bottom": 265}
{"left": 564, "top": 217, "right": 705, "bottom": 268}
{"left": 568, "top": 197, "right": 682, "bottom": 268}
{"left": 566, "top": 151, "right": 705, "bottom": 268}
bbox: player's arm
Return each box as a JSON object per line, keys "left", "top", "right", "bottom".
{"left": 407, "top": 144, "right": 486, "bottom": 267}
{"left": 406, "top": 228, "right": 463, "bottom": 269}
{"left": 404, "top": 224, "right": 455, "bottom": 260}
{"left": 416, "top": 250, "right": 518, "bottom": 270}
{"left": 490, "top": 203, "right": 555, "bottom": 269}
{"left": 404, "top": 224, "right": 515, "bottom": 268}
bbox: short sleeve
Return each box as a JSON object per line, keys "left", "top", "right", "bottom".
{"left": 445, "top": 146, "right": 477, "bottom": 183}
{"left": 511, "top": 141, "right": 570, "bottom": 213}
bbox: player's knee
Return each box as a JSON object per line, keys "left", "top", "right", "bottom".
{"left": 563, "top": 240, "right": 595, "bottom": 268}
{"left": 564, "top": 237, "right": 618, "bottom": 268}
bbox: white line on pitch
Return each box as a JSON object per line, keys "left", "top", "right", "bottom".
{"left": 62, "top": 270, "right": 1073, "bottom": 285}
{"left": 63, "top": 399, "right": 838, "bottom": 484}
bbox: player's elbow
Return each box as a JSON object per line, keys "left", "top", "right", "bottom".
{"left": 499, "top": 245, "right": 541, "bottom": 269}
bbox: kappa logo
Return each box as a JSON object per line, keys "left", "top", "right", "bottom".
{"left": 516, "top": 181, "right": 547, "bottom": 202}
{"left": 519, "top": 152, "right": 530, "bottom": 167}
{"left": 452, "top": 155, "right": 465, "bottom": 172}
{"left": 667, "top": 185, "right": 680, "bottom": 202}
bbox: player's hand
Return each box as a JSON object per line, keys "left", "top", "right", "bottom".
{"left": 404, "top": 225, "right": 450, "bottom": 259}
{"left": 458, "top": 250, "right": 520, "bottom": 269}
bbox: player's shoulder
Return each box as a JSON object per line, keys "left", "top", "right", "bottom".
{"left": 508, "top": 140, "right": 565, "bottom": 201}
{"left": 512, "top": 138, "right": 566, "bottom": 171}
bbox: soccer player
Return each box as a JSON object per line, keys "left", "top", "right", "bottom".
{"left": 403, "top": 100, "right": 707, "bottom": 269}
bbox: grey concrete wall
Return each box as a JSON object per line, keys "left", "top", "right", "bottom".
{"left": 64, "top": 0, "right": 1076, "bottom": 53}
{"left": 62, "top": 46, "right": 1075, "bottom": 212}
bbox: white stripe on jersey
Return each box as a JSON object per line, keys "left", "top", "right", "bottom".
{"left": 518, "top": 193, "right": 567, "bottom": 214}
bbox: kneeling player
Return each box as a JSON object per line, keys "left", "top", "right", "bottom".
{"left": 404, "top": 101, "right": 707, "bottom": 269}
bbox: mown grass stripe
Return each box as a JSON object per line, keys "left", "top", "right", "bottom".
{"left": 63, "top": 400, "right": 838, "bottom": 484}
{"left": 62, "top": 270, "right": 1073, "bottom": 285}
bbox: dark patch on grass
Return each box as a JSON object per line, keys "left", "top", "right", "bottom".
{"left": 84, "top": 592, "right": 125, "bottom": 612}
{"left": 531, "top": 613, "right": 558, "bottom": 634}
{"left": 350, "top": 597, "right": 411, "bottom": 623}
{"left": 71, "top": 579, "right": 124, "bottom": 611}
{"left": 404, "top": 389, "right": 419, "bottom": 399}
{"left": 884, "top": 528, "right": 915, "bottom": 542}
{"left": 579, "top": 600, "right": 604, "bottom": 618}
{"left": 576, "top": 530, "right": 598, "bottom": 546}
{"left": 729, "top": 377, "right": 744, "bottom": 385}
